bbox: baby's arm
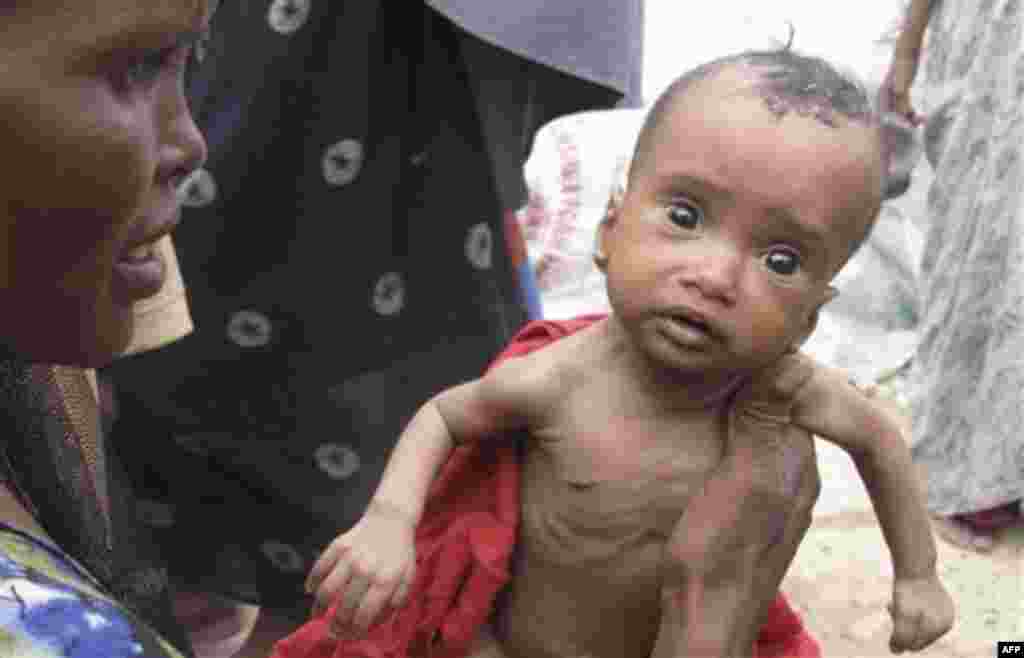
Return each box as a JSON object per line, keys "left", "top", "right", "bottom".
{"left": 368, "top": 354, "right": 555, "bottom": 525}
{"left": 792, "top": 363, "right": 954, "bottom": 652}
{"left": 305, "top": 353, "right": 559, "bottom": 633}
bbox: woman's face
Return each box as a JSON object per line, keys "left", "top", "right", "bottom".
{"left": 0, "top": 0, "right": 209, "bottom": 366}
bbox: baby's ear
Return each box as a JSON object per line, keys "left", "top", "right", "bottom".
{"left": 606, "top": 184, "right": 624, "bottom": 221}
{"left": 595, "top": 186, "right": 625, "bottom": 271}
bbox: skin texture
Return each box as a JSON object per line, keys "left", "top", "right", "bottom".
{"left": 0, "top": 0, "right": 208, "bottom": 366}
{"left": 307, "top": 65, "right": 953, "bottom": 657}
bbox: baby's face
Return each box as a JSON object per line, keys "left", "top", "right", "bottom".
{"left": 601, "top": 68, "right": 881, "bottom": 377}
{"left": 0, "top": 0, "right": 209, "bottom": 365}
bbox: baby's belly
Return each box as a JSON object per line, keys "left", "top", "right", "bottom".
{"left": 495, "top": 449, "right": 714, "bottom": 658}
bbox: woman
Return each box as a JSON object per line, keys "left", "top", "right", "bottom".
{"left": 0, "top": 0, "right": 217, "bottom": 654}
{"left": 881, "top": 0, "right": 1024, "bottom": 551}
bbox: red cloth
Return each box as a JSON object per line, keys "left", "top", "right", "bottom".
{"left": 271, "top": 316, "right": 820, "bottom": 658}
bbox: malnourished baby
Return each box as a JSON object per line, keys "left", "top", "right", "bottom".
{"left": 305, "top": 49, "right": 955, "bottom": 658}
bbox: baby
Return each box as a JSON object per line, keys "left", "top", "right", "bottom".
{"left": 306, "top": 50, "right": 955, "bottom": 657}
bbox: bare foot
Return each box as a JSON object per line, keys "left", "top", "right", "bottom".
{"left": 931, "top": 516, "right": 996, "bottom": 553}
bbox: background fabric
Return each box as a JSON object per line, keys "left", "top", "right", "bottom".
{"left": 909, "top": 0, "right": 1024, "bottom": 516}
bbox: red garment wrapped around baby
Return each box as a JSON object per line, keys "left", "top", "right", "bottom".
{"left": 271, "top": 317, "right": 820, "bottom": 658}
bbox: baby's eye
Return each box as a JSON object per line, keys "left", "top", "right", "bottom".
{"left": 666, "top": 200, "right": 703, "bottom": 231}
{"left": 763, "top": 248, "right": 801, "bottom": 276}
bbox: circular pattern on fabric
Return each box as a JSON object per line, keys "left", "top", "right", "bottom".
{"left": 179, "top": 168, "right": 218, "bottom": 208}
{"left": 226, "top": 310, "right": 273, "bottom": 348}
{"left": 465, "top": 222, "right": 494, "bottom": 270}
{"left": 260, "top": 540, "right": 305, "bottom": 573}
{"left": 267, "top": 0, "right": 311, "bottom": 35}
{"left": 371, "top": 272, "right": 405, "bottom": 316}
{"left": 322, "top": 139, "right": 364, "bottom": 186}
{"left": 313, "top": 443, "right": 361, "bottom": 480}
{"left": 409, "top": 149, "right": 428, "bottom": 167}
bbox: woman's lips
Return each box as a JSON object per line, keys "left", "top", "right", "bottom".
{"left": 110, "top": 241, "right": 167, "bottom": 304}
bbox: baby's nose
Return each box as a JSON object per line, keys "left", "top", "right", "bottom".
{"left": 686, "top": 242, "right": 741, "bottom": 305}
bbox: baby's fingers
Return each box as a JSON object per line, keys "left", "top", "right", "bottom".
{"left": 888, "top": 604, "right": 924, "bottom": 653}
{"left": 306, "top": 541, "right": 346, "bottom": 595}
{"left": 351, "top": 577, "right": 402, "bottom": 632}
{"left": 333, "top": 572, "right": 372, "bottom": 631}
{"left": 917, "top": 610, "right": 955, "bottom": 649}
{"left": 311, "top": 557, "right": 354, "bottom": 618}
{"left": 388, "top": 565, "right": 414, "bottom": 610}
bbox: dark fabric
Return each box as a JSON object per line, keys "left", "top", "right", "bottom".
{"left": 104, "top": 0, "right": 640, "bottom": 620}
{"left": 0, "top": 357, "right": 193, "bottom": 656}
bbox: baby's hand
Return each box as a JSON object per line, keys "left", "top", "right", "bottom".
{"left": 888, "top": 575, "right": 955, "bottom": 653}
{"left": 304, "top": 500, "right": 417, "bottom": 637}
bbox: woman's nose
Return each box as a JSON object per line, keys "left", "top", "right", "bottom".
{"left": 157, "top": 90, "right": 208, "bottom": 188}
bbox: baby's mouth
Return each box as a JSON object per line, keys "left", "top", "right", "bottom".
{"left": 659, "top": 312, "right": 722, "bottom": 349}
{"left": 665, "top": 309, "right": 719, "bottom": 339}
{"left": 671, "top": 315, "right": 710, "bottom": 334}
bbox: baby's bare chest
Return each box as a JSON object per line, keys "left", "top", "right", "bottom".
{"left": 522, "top": 406, "right": 726, "bottom": 561}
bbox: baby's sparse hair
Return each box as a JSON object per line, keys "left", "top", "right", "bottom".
{"left": 628, "top": 46, "right": 883, "bottom": 260}
{"left": 632, "top": 48, "right": 877, "bottom": 183}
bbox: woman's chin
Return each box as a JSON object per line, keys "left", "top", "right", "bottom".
{"left": 79, "top": 309, "right": 135, "bottom": 367}
{"left": 6, "top": 306, "right": 134, "bottom": 368}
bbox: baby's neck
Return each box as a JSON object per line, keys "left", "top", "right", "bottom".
{"left": 596, "top": 317, "right": 747, "bottom": 411}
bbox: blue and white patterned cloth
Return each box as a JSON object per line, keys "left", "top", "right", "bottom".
{"left": 0, "top": 524, "right": 184, "bottom": 658}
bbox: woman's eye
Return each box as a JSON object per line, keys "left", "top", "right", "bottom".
{"left": 667, "top": 201, "right": 703, "bottom": 231}
{"left": 115, "top": 45, "right": 190, "bottom": 93}
{"left": 764, "top": 248, "right": 801, "bottom": 276}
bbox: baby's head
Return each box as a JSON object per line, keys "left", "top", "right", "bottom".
{"left": 597, "top": 49, "right": 884, "bottom": 377}
{"left": 0, "top": 0, "right": 211, "bottom": 365}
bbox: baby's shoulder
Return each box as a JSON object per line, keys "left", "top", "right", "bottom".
{"left": 485, "top": 336, "right": 587, "bottom": 410}
{"left": 744, "top": 351, "right": 821, "bottom": 400}
{"left": 745, "top": 352, "right": 881, "bottom": 422}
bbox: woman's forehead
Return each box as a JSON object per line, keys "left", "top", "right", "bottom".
{"left": 1, "top": 0, "right": 207, "bottom": 45}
